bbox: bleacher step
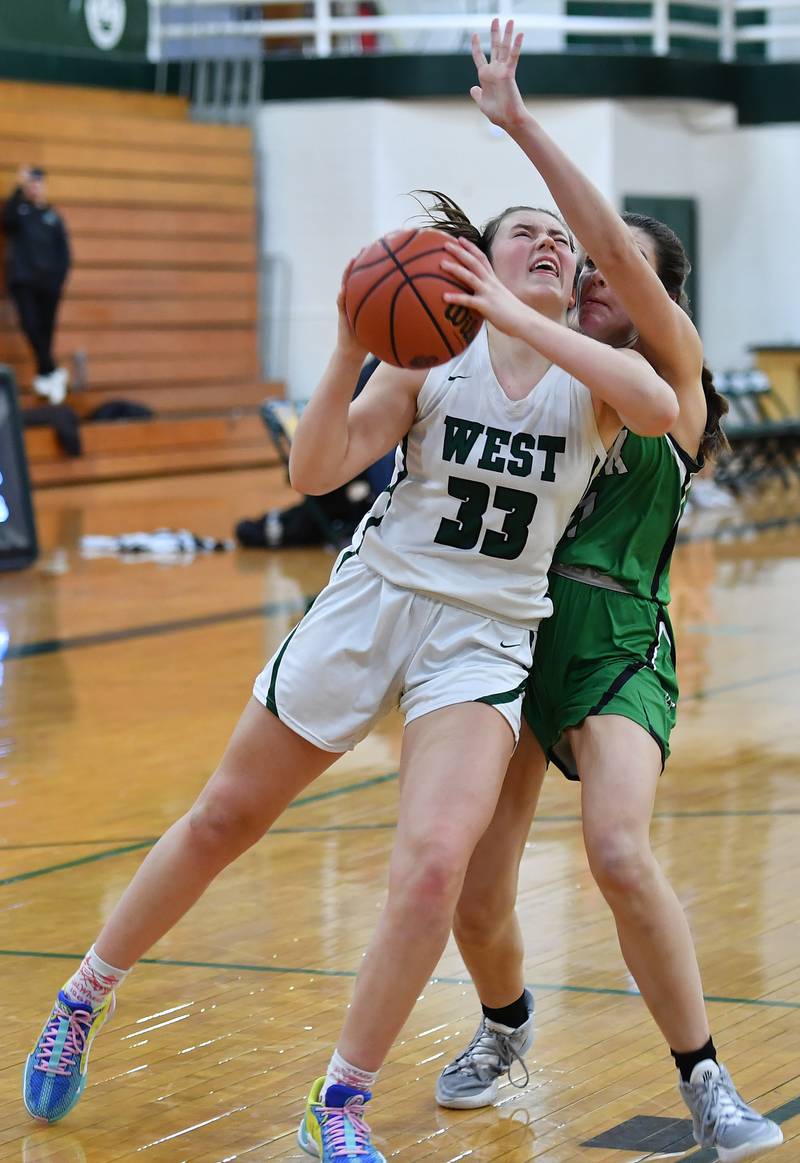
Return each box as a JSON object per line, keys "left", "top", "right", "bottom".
{"left": 19, "top": 381, "right": 281, "bottom": 418}
{"left": 25, "top": 412, "right": 282, "bottom": 486}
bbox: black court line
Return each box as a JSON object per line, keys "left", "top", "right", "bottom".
{"left": 4, "top": 595, "right": 313, "bottom": 660}
{"left": 1, "top": 948, "right": 798, "bottom": 1010}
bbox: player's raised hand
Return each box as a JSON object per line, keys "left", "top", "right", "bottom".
{"left": 470, "top": 18, "right": 527, "bottom": 131}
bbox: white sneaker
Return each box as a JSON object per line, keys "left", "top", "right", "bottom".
{"left": 32, "top": 374, "right": 53, "bottom": 401}
{"left": 31, "top": 369, "right": 68, "bottom": 405}
{"left": 679, "top": 1059, "right": 783, "bottom": 1162}
{"left": 48, "top": 367, "right": 69, "bottom": 405}
{"left": 435, "top": 990, "right": 534, "bottom": 1109}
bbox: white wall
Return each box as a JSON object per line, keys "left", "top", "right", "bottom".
{"left": 694, "top": 124, "right": 800, "bottom": 368}
{"left": 611, "top": 103, "right": 800, "bottom": 370}
{"left": 256, "top": 96, "right": 614, "bottom": 395}
{"left": 255, "top": 95, "right": 800, "bottom": 394}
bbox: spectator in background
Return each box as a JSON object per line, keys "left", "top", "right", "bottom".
{"left": 3, "top": 167, "right": 71, "bottom": 404}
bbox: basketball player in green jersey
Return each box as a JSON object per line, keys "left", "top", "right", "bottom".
{"left": 434, "top": 21, "right": 783, "bottom": 1162}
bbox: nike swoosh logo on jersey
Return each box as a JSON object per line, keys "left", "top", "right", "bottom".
{"left": 447, "top": 374, "right": 470, "bottom": 381}
{"left": 500, "top": 640, "right": 524, "bottom": 649}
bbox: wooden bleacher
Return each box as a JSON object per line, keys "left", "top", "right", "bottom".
{"left": 0, "top": 80, "right": 282, "bottom": 485}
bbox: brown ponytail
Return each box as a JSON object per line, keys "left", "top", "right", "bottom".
{"left": 622, "top": 211, "right": 728, "bottom": 461}
{"left": 700, "top": 364, "right": 730, "bottom": 461}
{"left": 410, "top": 189, "right": 485, "bottom": 250}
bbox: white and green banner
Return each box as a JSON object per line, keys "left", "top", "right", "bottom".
{"left": 0, "top": 0, "right": 148, "bottom": 61}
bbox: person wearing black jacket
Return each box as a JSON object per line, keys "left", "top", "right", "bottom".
{"left": 3, "top": 167, "right": 71, "bottom": 404}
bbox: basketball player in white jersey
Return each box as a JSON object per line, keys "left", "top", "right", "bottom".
{"left": 24, "top": 202, "right": 677, "bottom": 1161}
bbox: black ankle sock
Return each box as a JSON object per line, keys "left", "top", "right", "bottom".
{"left": 482, "top": 992, "right": 529, "bottom": 1030}
{"left": 671, "top": 1037, "right": 717, "bottom": 1082}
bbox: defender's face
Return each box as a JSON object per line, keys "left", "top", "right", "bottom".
{"left": 578, "top": 226, "right": 659, "bottom": 346}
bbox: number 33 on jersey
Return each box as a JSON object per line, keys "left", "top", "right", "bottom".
{"left": 351, "top": 327, "right": 608, "bottom": 631}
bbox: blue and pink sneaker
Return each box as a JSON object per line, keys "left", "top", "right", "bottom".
{"left": 298, "top": 1077, "right": 386, "bottom": 1162}
{"left": 23, "top": 989, "right": 115, "bottom": 1122}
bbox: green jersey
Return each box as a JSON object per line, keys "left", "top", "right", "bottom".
{"left": 552, "top": 430, "right": 701, "bottom": 605}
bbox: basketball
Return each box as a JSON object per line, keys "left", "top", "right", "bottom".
{"left": 344, "top": 227, "right": 481, "bottom": 369}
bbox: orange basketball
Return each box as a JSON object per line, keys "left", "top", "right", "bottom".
{"left": 344, "top": 228, "right": 481, "bottom": 369}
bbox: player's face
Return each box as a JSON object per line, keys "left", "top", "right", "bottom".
{"left": 577, "top": 226, "right": 659, "bottom": 346}
{"left": 490, "top": 211, "right": 577, "bottom": 315}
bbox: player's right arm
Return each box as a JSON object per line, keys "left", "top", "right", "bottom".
{"left": 442, "top": 238, "right": 678, "bottom": 444}
{"left": 290, "top": 269, "right": 424, "bottom": 496}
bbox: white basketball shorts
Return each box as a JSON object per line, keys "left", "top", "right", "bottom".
{"left": 253, "top": 555, "right": 535, "bottom": 752}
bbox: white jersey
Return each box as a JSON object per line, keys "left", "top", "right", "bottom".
{"left": 352, "top": 326, "right": 608, "bottom": 630}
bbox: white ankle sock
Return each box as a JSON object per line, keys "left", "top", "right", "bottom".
{"left": 322, "top": 1050, "right": 378, "bottom": 1102}
{"left": 64, "top": 945, "right": 129, "bottom": 1007}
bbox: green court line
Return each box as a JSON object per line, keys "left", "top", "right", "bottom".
{"left": 0, "top": 771, "right": 401, "bottom": 886}
{"left": 290, "top": 769, "right": 398, "bottom": 807}
{"left": 0, "top": 829, "right": 395, "bottom": 852}
{"left": 683, "top": 1094, "right": 800, "bottom": 1159}
{"left": 0, "top": 841, "right": 156, "bottom": 887}
{"left": 1, "top": 948, "right": 798, "bottom": 1010}
{"left": 6, "top": 596, "right": 314, "bottom": 660}
{"left": 0, "top": 838, "right": 161, "bottom": 851}
{"left": 4, "top": 804, "right": 798, "bottom": 870}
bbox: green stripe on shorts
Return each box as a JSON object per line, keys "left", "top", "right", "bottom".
{"left": 266, "top": 625, "right": 300, "bottom": 717}
{"left": 478, "top": 677, "right": 528, "bottom": 707}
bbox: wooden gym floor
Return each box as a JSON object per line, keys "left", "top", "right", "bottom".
{"left": 1, "top": 467, "right": 798, "bottom": 1163}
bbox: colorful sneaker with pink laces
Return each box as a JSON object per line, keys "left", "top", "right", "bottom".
{"left": 298, "top": 1077, "right": 386, "bottom": 1162}
{"left": 23, "top": 989, "right": 115, "bottom": 1122}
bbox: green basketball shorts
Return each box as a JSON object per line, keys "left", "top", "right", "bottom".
{"left": 523, "top": 571, "right": 679, "bottom": 780}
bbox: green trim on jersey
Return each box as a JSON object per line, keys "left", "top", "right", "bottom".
{"left": 555, "top": 431, "right": 702, "bottom": 605}
{"left": 340, "top": 434, "right": 409, "bottom": 571}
